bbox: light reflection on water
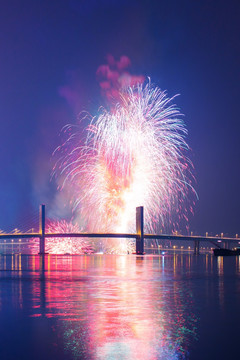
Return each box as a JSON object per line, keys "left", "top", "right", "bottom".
{"left": 0, "top": 254, "right": 240, "bottom": 359}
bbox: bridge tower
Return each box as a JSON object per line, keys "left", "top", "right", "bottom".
{"left": 136, "top": 206, "right": 144, "bottom": 255}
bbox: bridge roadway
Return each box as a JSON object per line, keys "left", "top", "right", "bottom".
{"left": 0, "top": 232, "right": 239, "bottom": 240}
{"left": 0, "top": 231, "right": 239, "bottom": 248}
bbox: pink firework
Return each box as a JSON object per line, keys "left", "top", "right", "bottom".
{"left": 54, "top": 81, "right": 196, "bottom": 248}
{"left": 45, "top": 220, "right": 93, "bottom": 254}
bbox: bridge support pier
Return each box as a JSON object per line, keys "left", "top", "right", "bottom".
{"left": 39, "top": 204, "right": 47, "bottom": 254}
{"left": 194, "top": 240, "right": 200, "bottom": 255}
{"left": 224, "top": 240, "right": 229, "bottom": 250}
{"left": 136, "top": 206, "right": 144, "bottom": 255}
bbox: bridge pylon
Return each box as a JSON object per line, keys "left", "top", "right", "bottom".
{"left": 39, "top": 204, "right": 47, "bottom": 254}
{"left": 136, "top": 206, "right": 144, "bottom": 255}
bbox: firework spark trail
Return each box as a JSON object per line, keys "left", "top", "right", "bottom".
{"left": 54, "top": 81, "right": 195, "bottom": 252}
{"left": 43, "top": 220, "right": 93, "bottom": 254}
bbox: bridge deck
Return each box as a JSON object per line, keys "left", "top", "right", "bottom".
{"left": 0, "top": 232, "right": 239, "bottom": 242}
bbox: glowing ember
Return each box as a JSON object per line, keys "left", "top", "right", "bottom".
{"left": 54, "top": 81, "right": 195, "bottom": 252}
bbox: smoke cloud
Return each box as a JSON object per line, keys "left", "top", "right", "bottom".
{"left": 96, "top": 54, "right": 145, "bottom": 102}
{"left": 58, "top": 70, "right": 85, "bottom": 115}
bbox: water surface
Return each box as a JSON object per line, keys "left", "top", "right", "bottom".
{"left": 0, "top": 254, "right": 239, "bottom": 359}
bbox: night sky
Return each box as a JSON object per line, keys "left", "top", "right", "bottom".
{"left": 0, "top": 0, "right": 239, "bottom": 235}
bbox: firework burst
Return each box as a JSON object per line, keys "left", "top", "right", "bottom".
{"left": 44, "top": 220, "right": 93, "bottom": 254}
{"left": 54, "top": 81, "right": 195, "bottom": 249}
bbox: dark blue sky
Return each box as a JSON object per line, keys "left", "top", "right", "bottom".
{"left": 0, "top": 0, "right": 239, "bottom": 235}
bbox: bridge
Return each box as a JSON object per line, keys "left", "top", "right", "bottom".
{"left": 0, "top": 205, "right": 239, "bottom": 255}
